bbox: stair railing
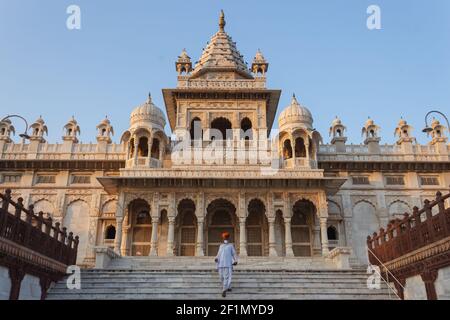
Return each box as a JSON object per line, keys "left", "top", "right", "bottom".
{"left": 367, "top": 246, "right": 405, "bottom": 300}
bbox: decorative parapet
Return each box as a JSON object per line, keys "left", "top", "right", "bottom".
{"left": 119, "top": 168, "right": 325, "bottom": 179}
{"left": 0, "top": 142, "right": 126, "bottom": 161}
{"left": 177, "top": 77, "right": 266, "bottom": 89}
{"left": 94, "top": 246, "right": 120, "bottom": 269}
{"left": 325, "top": 247, "right": 352, "bottom": 269}
{"left": 318, "top": 144, "right": 450, "bottom": 162}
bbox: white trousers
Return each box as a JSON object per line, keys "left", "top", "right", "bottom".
{"left": 218, "top": 267, "right": 233, "bottom": 291}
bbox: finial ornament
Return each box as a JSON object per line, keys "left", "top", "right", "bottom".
{"left": 147, "top": 92, "right": 152, "bottom": 103}
{"left": 219, "top": 10, "right": 226, "bottom": 32}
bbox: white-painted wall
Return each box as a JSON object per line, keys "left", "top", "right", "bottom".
{"left": 404, "top": 275, "right": 427, "bottom": 300}
{"left": 18, "top": 274, "right": 41, "bottom": 300}
{"left": 0, "top": 266, "right": 11, "bottom": 300}
{"left": 436, "top": 266, "right": 450, "bottom": 300}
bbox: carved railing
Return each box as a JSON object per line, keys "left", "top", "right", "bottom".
{"left": 367, "top": 190, "right": 450, "bottom": 265}
{"left": 0, "top": 189, "right": 79, "bottom": 266}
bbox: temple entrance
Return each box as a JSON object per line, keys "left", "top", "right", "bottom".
{"left": 246, "top": 199, "right": 268, "bottom": 256}
{"left": 129, "top": 199, "right": 152, "bottom": 256}
{"left": 175, "top": 199, "right": 197, "bottom": 256}
{"left": 206, "top": 199, "right": 237, "bottom": 256}
{"left": 291, "top": 200, "right": 315, "bottom": 257}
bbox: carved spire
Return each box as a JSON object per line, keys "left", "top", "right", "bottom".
{"left": 219, "top": 10, "right": 226, "bottom": 32}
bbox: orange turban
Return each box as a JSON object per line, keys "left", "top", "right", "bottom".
{"left": 222, "top": 232, "right": 230, "bottom": 240}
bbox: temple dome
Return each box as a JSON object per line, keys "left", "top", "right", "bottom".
{"left": 278, "top": 95, "right": 313, "bottom": 131}
{"left": 130, "top": 94, "right": 166, "bottom": 131}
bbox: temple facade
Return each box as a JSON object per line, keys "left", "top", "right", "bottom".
{"left": 1, "top": 11, "right": 449, "bottom": 268}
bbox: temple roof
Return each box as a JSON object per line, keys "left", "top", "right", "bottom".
{"left": 190, "top": 10, "right": 253, "bottom": 79}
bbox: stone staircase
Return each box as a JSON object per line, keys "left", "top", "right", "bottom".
{"left": 46, "top": 257, "right": 396, "bottom": 300}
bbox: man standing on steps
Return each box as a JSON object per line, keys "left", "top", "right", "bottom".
{"left": 215, "top": 232, "right": 238, "bottom": 298}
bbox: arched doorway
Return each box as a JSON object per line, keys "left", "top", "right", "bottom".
{"left": 246, "top": 199, "right": 268, "bottom": 256}
{"left": 64, "top": 200, "right": 90, "bottom": 264}
{"left": 283, "top": 139, "right": 293, "bottom": 159}
{"left": 210, "top": 117, "right": 232, "bottom": 140}
{"left": 240, "top": 117, "right": 253, "bottom": 140}
{"left": 295, "top": 137, "right": 306, "bottom": 158}
{"left": 206, "top": 199, "right": 237, "bottom": 256}
{"left": 129, "top": 199, "right": 152, "bottom": 256}
{"left": 291, "top": 200, "right": 315, "bottom": 257}
{"left": 352, "top": 201, "right": 380, "bottom": 264}
{"left": 176, "top": 199, "right": 197, "bottom": 256}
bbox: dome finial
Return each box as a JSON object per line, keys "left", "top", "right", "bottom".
{"left": 219, "top": 10, "right": 226, "bottom": 32}
{"left": 291, "top": 93, "right": 299, "bottom": 105}
{"left": 147, "top": 92, "right": 152, "bottom": 104}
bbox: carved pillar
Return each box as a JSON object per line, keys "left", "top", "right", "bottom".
{"left": 113, "top": 192, "right": 125, "bottom": 255}
{"left": 238, "top": 192, "right": 247, "bottom": 256}
{"left": 133, "top": 140, "right": 139, "bottom": 165}
{"left": 394, "top": 278, "right": 406, "bottom": 300}
{"left": 120, "top": 209, "right": 130, "bottom": 256}
{"left": 159, "top": 144, "right": 164, "bottom": 163}
{"left": 284, "top": 217, "right": 294, "bottom": 257}
{"left": 8, "top": 267, "right": 25, "bottom": 300}
{"left": 268, "top": 217, "right": 277, "bottom": 257}
{"left": 421, "top": 270, "right": 438, "bottom": 300}
{"left": 149, "top": 217, "right": 159, "bottom": 256}
{"left": 147, "top": 136, "right": 153, "bottom": 164}
{"left": 114, "top": 216, "right": 124, "bottom": 254}
{"left": 39, "top": 277, "right": 52, "bottom": 300}
{"left": 196, "top": 218, "right": 205, "bottom": 256}
{"left": 239, "top": 219, "right": 247, "bottom": 256}
{"left": 167, "top": 217, "right": 175, "bottom": 256}
{"left": 320, "top": 217, "right": 330, "bottom": 256}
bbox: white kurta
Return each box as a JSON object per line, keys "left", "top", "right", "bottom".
{"left": 215, "top": 241, "right": 238, "bottom": 291}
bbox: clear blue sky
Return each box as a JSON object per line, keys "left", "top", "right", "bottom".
{"left": 1, "top": 0, "right": 449, "bottom": 144}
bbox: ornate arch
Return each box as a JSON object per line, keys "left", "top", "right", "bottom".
{"left": 352, "top": 198, "right": 377, "bottom": 211}
{"left": 291, "top": 194, "right": 319, "bottom": 211}
{"left": 124, "top": 193, "right": 152, "bottom": 208}
{"left": 245, "top": 196, "right": 268, "bottom": 218}
{"left": 387, "top": 199, "right": 411, "bottom": 211}
{"left": 327, "top": 199, "right": 342, "bottom": 216}
{"left": 101, "top": 198, "right": 118, "bottom": 216}
{"left": 205, "top": 195, "right": 238, "bottom": 212}
{"left": 65, "top": 197, "right": 89, "bottom": 208}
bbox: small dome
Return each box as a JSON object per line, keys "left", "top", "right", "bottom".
{"left": 365, "top": 117, "right": 374, "bottom": 127}
{"left": 253, "top": 49, "right": 266, "bottom": 62}
{"left": 278, "top": 94, "right": 313, "bottom": 130}
{"left": 34, "top": 116, "right": 45, "bottom": 125}
{"left": 130, "top": 93, "right": 166, "bottom": 130}
{"left": 431, "top": 118, "right": 441, "bottom": 128}
{"left": 398, "top": 118, "right": 407, "bottom": 127}
{"left": 331, "top": 116, "right": 342, "bottom": 127}
{"left": 98, "top": 116, "right": 111, "bottom": 126}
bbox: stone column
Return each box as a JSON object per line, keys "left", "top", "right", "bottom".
{"left": 196, "top": 219, "right": 205, "bottom": 256}
{"left": 149, "top": 217, "right": 159, "bottom": 256}
{"left": 114, "top": 216, "right": 123, "bottom": 254}
{"left": 284, "top": 217, "right": 294, "bottom": 256}
{"left": 320, "top": 217, "right": 330, "bottom": 256}
{"left": 239, "top": 219, "right": 247, "bottom": 256}
{"left": 166, "top": 217, "right": 175, "bottom": 256}
{"left": 147, "top": 137, "right": 153, "bottom": 165}
{"left": 268, "top": 217, "right": 277, "bottom": 257}
{"left": 133, "top": 140, "right": 139, "bottom": 165}
{"left": 121, "top": 226, "right": 129, "bottom": 256}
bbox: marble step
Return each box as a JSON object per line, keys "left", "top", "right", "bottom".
{"left": 47, "top": 269, "right": 395, "bottom": 300}
{"left": 47, "top": 291, "right": 395, "bottom": 301}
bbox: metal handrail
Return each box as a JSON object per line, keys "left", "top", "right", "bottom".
{"left": 367, "top": 246, "right": 405, "bottom": 300}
